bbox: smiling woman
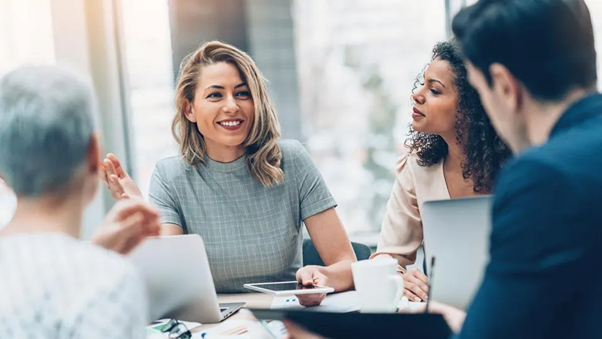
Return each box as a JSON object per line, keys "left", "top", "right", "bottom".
{"left": 99, "top": 41, "right": 356, "bottom": 304}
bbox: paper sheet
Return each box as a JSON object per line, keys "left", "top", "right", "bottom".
{"left": 270, "top": 291, "right": 425, "bottom": 313}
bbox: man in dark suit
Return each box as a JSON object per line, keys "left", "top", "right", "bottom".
{"left": 437, "top": 0, "right": 602, "bottom": 338}
{"left": 286, "top": 0, "right": 602, "bottom": 338}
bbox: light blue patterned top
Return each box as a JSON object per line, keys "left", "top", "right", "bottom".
{"left": 149, "top": 140, "right": 337, "bottom": 292}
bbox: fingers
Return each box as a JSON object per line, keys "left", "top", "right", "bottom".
{"left": 311, "top": 271, "right": 328, "bottom": 287}
{"left": 404, "top": 269, "right": 429, "bottom": 301}
{"left": 103, "top": 157, "right": 124, "bottom": 199}
{"left": 411, "top": 268, "right": 429, "bottom": 285}
{"left": 404, "top": 279, "right": 428, "bottom": 301}
{"left": 109, "top": 175, "right": 125, "bottom": 199}
{"left": 297, "top": 293, "right": 326, "bottom": 307}
{"left": 108, "top": 199, "right": 159, "bottom": 223}
{"left": 296, "top": 268, "right": 315, "bottom": 286}
{"left": 104, "top": 158, "right": 118, "bottom": 179}
{"left": 98, "top": 163, "right": 109, "bottom": 186}
{"left": 295, "top": 268, "right": 329, "bottom": 307}
{"left": 404, "top": 288, "right": 423, "bottom": 302}
{"left": 107, "top": 153, "right": 128, "bottom": 178}
{"left": 104, "top": 210, "right": 160, "bottom": 255}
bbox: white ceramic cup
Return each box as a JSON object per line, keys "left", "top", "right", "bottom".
{"left": 351, "top": 257, "right": 404, "bottom": 313}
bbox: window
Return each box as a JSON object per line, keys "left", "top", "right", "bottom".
{"left": 586, "top": 0, "right": 602, "bottom": 89}
{"left": 0, "top": 0, "right": 55, "bottom": 229}
{"left": 120, "top": 0, "right": 178, "bottom": 198}
{"left": 294, "top": 0, "right": 447, "bottom": 236}
{"left": 117, "top": 0, "right": 602, "bottom": 241}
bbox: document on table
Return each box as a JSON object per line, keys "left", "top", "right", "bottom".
{"left": 270, "top": 291, "right": 425, "bottom": 313}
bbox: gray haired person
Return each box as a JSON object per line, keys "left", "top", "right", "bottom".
{"left": 0, "top": 66, "right": 160, "bottom": 339}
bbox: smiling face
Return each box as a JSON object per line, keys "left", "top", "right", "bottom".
{"left": 184, "top": 61, "right": 255, "bottom": 160}
{"left": 411, "top": 58, "right": 459, "bottom": 138}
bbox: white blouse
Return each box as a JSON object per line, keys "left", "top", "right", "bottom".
{"left": 0, "top": 233, "right": 147, "bottom": 339}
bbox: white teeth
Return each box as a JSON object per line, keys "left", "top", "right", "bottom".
{"left": 219, "top": 121, "right": 242, "bottom": 127}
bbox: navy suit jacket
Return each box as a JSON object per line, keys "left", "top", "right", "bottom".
{"left": 457, "top": 93, "right": 602, "bottom": 339}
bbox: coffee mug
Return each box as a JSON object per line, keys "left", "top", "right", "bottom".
{"left": 351, "top": 257, "right": 404, "bottom": 313}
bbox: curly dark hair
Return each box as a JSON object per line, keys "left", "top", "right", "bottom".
{"left": 405, "top": 40, "right": 511, "bottom": 194}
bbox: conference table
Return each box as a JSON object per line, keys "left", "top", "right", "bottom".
{"left": 182, "top": 291, "right": 373, "bottom": 337}
{"left": 180, "top": 292, "right": 424, "bottom": 337}
{"left": 188, "top": 293, "right": 276, "bottom": 336}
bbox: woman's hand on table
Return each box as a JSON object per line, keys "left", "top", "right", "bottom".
{"left": 403, "top": 268, "right": 429, "bottom": 302}
{"left": 99, "top": 153, "right": 142, "bottom": 200}
{"left": 295, "top": 266, "right": 329, "bottom": 307}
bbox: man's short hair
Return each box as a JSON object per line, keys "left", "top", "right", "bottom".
{"left": 0, "top": 66, "right": 95, "bottom": 196}
{"left": 452, "top": 0, "right": 597, "bottom": 101}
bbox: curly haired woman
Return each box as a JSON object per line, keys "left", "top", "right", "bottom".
{"left": 371, "top": 40, "right": 511, "bottom": 302}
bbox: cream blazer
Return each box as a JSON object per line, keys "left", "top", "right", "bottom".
{"left": 370, "top": 152, "right": 450, "bottom": 273}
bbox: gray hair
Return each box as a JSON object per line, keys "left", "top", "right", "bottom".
{"left": 0, "top": 66, "right": 96, "bottom": 197}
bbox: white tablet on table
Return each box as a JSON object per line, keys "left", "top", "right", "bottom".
{"left": 244, "top": 281, "right": 335, "bottom": 296}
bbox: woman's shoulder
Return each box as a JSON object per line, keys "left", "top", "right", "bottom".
{"left": 155, "top": 155, "right": 192, "bottom": 177}
{"left": 394, "top": 150, "right": 442, "bottom": 188}
{"left": 278, "top": 139, "right": 305, "bottom": 157}
{"left": 278, "top": 139, "right": 313, "bottom": 166}
{"left": 395, "top": 151, "right": 420, "bottom": 173}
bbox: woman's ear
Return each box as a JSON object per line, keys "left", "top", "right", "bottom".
{"left": 183, "top": 100, "right": 197, "bottom": 123}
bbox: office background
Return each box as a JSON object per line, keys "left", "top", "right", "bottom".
{"left": 1, "top": 0, "right": 602, "bottom": 244}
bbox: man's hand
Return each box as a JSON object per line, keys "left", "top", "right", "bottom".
{"left": 403, "top": 268, "right": 429, "bottom": 302}
{"left": 295, "top": 266, "right": 329, "bottom": 307}
{"left": 91, "top": 198, "right": 160, "bottom": 255}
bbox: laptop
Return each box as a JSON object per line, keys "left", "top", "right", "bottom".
{"left": 421, "top": 196, "right": 492, "bottom": 310}
{"left": 127, "top": 234, "right": 245, "bottom": 323}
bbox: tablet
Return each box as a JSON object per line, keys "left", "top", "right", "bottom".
{"left": 249, "top": 309, "right": 452, "bottom": 339}
{"left": 243, "top": 281, "right": 335, "bottom": 295}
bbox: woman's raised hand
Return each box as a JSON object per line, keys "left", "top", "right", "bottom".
{"left": 99, "top": 153, "right": 142, "bottom": 200}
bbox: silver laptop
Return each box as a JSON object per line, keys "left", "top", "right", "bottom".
{"left": 127, "top": 234, "right": 245, "bottom": 323}
{"left": 421, "top": 196, "right": 492, "bottom": 310}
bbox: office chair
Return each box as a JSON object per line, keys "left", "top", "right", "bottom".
{"left": 302, "top": 239, "right": 372, "bottom": 266}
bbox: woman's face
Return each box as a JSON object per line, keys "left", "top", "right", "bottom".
{"left": 411, "top": 58, "right": 458, "bottom": 137}
{"left": 186, "top": 62, "right": 255, "bottom": 155}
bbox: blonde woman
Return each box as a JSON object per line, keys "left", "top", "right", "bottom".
{"left": 100, "top": 41, "right": 356, "bottom": 305}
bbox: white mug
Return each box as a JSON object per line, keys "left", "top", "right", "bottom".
{"left": 351, "top": 257, "right": 404, "bottom": 313}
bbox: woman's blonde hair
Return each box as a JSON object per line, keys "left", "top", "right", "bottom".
{"left": 172, "top": 41, "right": 284, "bottom": 187}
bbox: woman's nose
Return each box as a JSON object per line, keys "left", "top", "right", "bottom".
{"left": 412, "top": 91, "right": 425, "bottom": 104}
{"left": 222, "top": 95, "right": 239, "bottom": 113}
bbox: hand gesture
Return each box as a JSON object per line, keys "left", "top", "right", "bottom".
{"left": 99, "top": 153, "right": 142, "bottom": 200}
{"left": 91, "top": 198, "right": 160, "bottom": 254}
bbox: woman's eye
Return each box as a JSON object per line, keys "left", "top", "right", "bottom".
{"left": 236, "top": 91, "right": 251, "bottom": 98}
{"left": 207, "top": 92, "right": 222, "bottom": 99}
{"left": 430, "top": 88, "right": 441, "bottom": 95}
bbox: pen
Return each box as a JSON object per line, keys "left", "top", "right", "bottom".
{"left": 425, "top": 256, "right": 435, "bottom": 313}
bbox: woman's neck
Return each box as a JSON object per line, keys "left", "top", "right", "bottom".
{"left": 441, "top": 133, "right": 465, "bottom": 170}
{"left": 0, "top": 195, "right": 83, "bottom": 239}
{"left": 205, "top": 140, "right": 247, "bottom": 163}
